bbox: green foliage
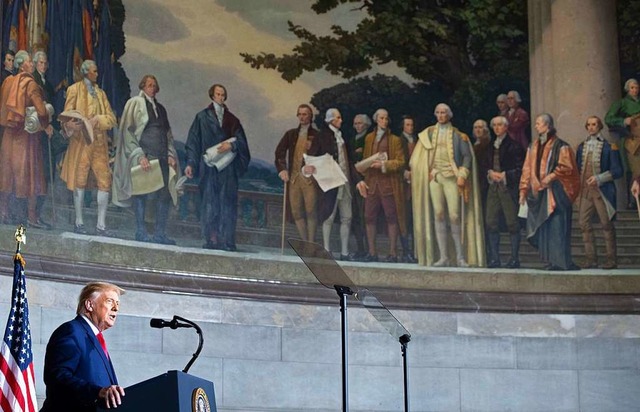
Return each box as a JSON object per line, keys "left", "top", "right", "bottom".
{"left": 618, "top": 0, "right": 640, "bottom": 78}
{"left": 241, "top": 0, "right": 528, "bottom": 92}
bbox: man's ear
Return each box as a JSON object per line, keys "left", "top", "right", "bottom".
{"left": 84, "top": 299, "right": 93, "bottom": 313}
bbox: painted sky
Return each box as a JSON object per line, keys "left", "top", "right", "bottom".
{"left": 120, "top": 0, "right": 409, "bottom": 163}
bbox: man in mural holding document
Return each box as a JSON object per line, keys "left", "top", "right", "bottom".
{"left": 315, "top": 108, "right": 362, "bottom": 260}
{"left": 185, "top": 84, "right": 251, "bottom": 251}
{"left": 113, "top": 74, "right": 179, "bottom": 245}
{"left": 354, "top": 109, "right": 406, "bottom": 262}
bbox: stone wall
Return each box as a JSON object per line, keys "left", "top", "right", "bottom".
{"left": 5, "top": 278, "right": 640, "bottom": 412}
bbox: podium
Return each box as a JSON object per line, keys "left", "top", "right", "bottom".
{"left": 98, "top": 370, "right": 216, "bottom": 411}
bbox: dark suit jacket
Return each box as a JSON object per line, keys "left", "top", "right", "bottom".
{"left": 41, "top": 316, "right": 118, "bottom": 412}
{"left": 486, "top": 134, "right": 525, "bottom": 202}
{"left": 316, "top": 126, "right": 362, "bottom": 222}
{"left": 33, "top": 72, "right": 55, "bottom": 102}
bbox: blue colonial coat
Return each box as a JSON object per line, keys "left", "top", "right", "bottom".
{"left": 576, "top": 136, "right": 623, "bottom": 220}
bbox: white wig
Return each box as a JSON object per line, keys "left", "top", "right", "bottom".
{"left": 508, "top": 90, "right": 522, "bottom": 103}
{"left": 372, "top": 108, "right": 389, "bottom": 123}
{"left": 434, "top": 103, "right": 453, "bottom": 119}
{"left": 325, "top": 108, "right": 340, "bottom": 123}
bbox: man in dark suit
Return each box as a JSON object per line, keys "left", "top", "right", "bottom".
{"left": 41, "top": 282, "right": 125, "bottom": 411}
{"left": 485, "top": 116, "right": 525, "bottom": 268}
{"left": 0, "top": 50, "right": 15, "bottom": 85}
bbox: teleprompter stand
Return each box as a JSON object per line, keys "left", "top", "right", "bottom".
{"left": 289, "top": 239, "right": 412, "bottom": 412}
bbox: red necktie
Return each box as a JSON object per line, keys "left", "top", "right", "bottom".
{"left": 96, "top": 332, "right": 109, "bottom": 358}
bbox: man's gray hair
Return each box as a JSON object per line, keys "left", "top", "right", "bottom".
{"left": 33, "top": 50, "right": 47, "bottom": 64}
{"left": 372, "top": 108, "right": 388, "bottom": 123}
{"left": 490, "top": 116, "right": 509, "bottom": 128}
{"left": 325, "top": 108, "right": 340, "bottom": 123}
{"left": 536, "top": 113, "right": 555, "bottom": 128}
{"left": 496, "top": 93, "right": 507, "bottom": 102}
{"left": 434, "top": 103, "right": 453, "bottom": 119}
{"left": 624, "top": 78, "right": 639, "bottom": 93}
{"left": 508, "top": 90, "right": 522, "bottom": 103}
{"left": 14, "top": 50, "right": 30, "bottom": 71}
{"left": 353, "top": 114, "right": 371, "bottom": 127}
{"left": 80, "top": 60, "right": 97, "bottom": 76}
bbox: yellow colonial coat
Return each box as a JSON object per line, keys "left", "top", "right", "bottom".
{"left": 409, "top": 125, "right": 486, "bottom": 267}
{"left": 60, "top": 80, "right": 117, "bottom": 191}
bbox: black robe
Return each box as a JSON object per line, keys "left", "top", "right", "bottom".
{"left": 185, "top": 104, "right": 250, "bottom": 248}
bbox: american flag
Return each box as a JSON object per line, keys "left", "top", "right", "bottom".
{"left": 0, "top": 253, "right": 37, "bottom": 412}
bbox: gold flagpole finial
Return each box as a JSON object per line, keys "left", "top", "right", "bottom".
{"left": 14, "top": 225, "right": 26, "bottom": 254}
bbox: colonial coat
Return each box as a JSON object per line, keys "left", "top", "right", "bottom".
{"left": 519, "top": 134, "right": 580, "bottom": 269}
{"left": 506, "top": 106, "right": 530, "bottom": 150}
{"left": 409, "top": 124, "right": 486, "bottom": 267}
{"left": 274, "top": 125, "right": 321, "bottom": 222}
{"left": 576, "top": 136, "right": 623, "bottom": 220}
{"left": 185, "top": 103, "right": 250, "bottom": 248}
{"left": 112, "top": 91, "right": 179, "bottom": 207}
{"left": 361, "top": 128, "right": 407, "bottom": 235}
{"left": 0, "top": 72, "right": 49, "bottom": 197}
{"left": 60, "top": 80, "right": 117, "bottom": 191}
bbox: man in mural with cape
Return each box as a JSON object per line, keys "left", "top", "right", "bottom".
{"left": 409, "top": 103, "right": 485, "bottom": 267}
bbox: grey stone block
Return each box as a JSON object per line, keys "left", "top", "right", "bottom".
{"left": 39, "top": 307, "right": 76, "bottom": 344}
{"left": 516, "top": 337, "right": 577, "bottom": 370}
{"left": 577, "top": 338, "right": 640, "bottom": 369}
{"left": 458, "top": 313, "right": 576, "bottom": 338}
{"left": 222, "top": 358, "right": 341, "bottom": 410}
{"left": 102, "top": 314, "right": 163, "bottom": 353}
{"left": 163, "top": 322, "right": 281, "bottom": 361}
{"left": 409, "top": 367, "right": 461, "bottom": 412}
{"left": 282, "top": 328, "right": 400, "bottom": 366}
{"left": 455, "top": 336, "right": 515, "bottom": 369}
{"left": 579, "top": 370, "right": 640, "bottom": 412}
{"left": 411, "top": 335, "right": 457, "bottom": 367}
{"left": 460, "top": 369, "right": 579, "bottom": 412}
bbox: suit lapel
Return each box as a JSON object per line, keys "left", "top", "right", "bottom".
{"left": 76, "top": 317, "right": 118, "bottom": 384}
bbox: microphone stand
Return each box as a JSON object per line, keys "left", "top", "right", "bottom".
{"left": 173, "top": 315, "right": 204, "bottom": 373}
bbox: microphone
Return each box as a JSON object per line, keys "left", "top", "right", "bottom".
{"left": 149, "top": 315, "right": 204, "bottom": 374}
{"left": 150, "top": 317, "right": 192, "bottom": 329}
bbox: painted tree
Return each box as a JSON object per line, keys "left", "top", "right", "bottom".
{"left": 240, "top": 0, "right": 529, "bottom": 93}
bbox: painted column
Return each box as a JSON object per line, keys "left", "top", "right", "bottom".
{"left": 528, "top": 0, "right": 620, "bottom": 148}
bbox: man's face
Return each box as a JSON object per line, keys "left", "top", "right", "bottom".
{"left": 507, "top": 93, "right": 518, "bottom": 109}
{"left": 36, "top": 56, "right": 48, "bottom": 75}
{"left": 473, "top": 122, "right": 486, "bottom": 138}
{"left": 496, "top": 99, "right": 507, "bottom": 112}
{"left": 376, "top": 111, "right": 389, "bottom": 130}
{"left": 142, "top": 78, "right": 158, "bottom": 98}
{"left": 353, "top": 117, "right": 368, "bottom": 134}
{"left": 20, "top": 56, "right": 34, "bottom": 74}
{"left": 4, "top": 54, "right": 14, "bottom": 71}
{"left": 403, "top": 118, "right": 414, "bottom": 135}
{"left": 86, "top": 65, "right": 98, "bottom": 84}
{"left": 492, "top": 121, "right": 508, "bottom": 137}
{"left": 212, "top": 86, "right": 226, "bottom": 105}
{"left": 297, "top": 107, "right": 312, "bottom": 126}
{"left": 435, "top": 107, "right": 450, "bottom": 124}
{"left": 330, "top": 111, "right": 342, "bottom": 129}
{"left": 628, "top": 83, "right": 639, "bottom": 99}
{"left": 586, "top": 118, "right": 600, "bottom": 136}
{"left": 85, "top": 290, "right": 120, "bottom": 332}
{"left": 534, "top": 117, "right": 549, "bottom": 135}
